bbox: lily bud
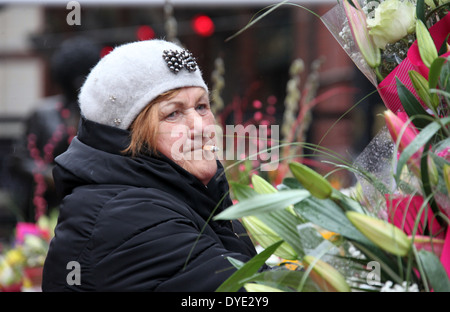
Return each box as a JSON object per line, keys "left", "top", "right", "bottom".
{"left": 289, "top": 162, "right": 332, "bottom": 199}
{"left": 408, "top": 70, "right": 439, "bottom": 110}
{"left": 427, "top": 156, "right": 439, "bottom": 187}
{"left": 444, "top": 164, "right": 450, "bottom": 195}
{"left": 251, "top": 174, "right": 277, "bottom": 194}
{"left": 303, "top": 255, "right": 350, "bottom": 292}
{"left": 251, "top": 174, "right": 297, "bottom": 216}
{"left": 343, "top": 0, "right": 381, "bottom": 68}
{"left": 384, "top": 110, "right": 422, "bottom": 176}
{"left": 241, "top": 216, "right": 298, "bottom": 260}
{"left": 346, "top": 211, "right": 411, "bottom": 256}
{"left": 244, "top": 283, "right": 284, "bottom": 292}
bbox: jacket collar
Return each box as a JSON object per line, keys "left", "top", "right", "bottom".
{"left": 77, "top": 116, "right": 131, "bottom": 155}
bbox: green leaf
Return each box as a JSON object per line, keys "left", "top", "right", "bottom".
{"left": 293, "top": 196, "right": 373, "bottom": 246}
{"left": 347, "top": 0, "right": 357, "bottom": 9}
{"left": 280, "top": 177, "right": 305, "bottom": 190}
{"left": 257, "top": 209, "right": 305, "bottom": 258}
{"left": 438, "top": 34, "right": 450, "bottom": 56}
{"left": 216, "top": 240, "right": 283, "bottom": 292}
{"left": 439, "top": 58, "right": 450, "bottom": 93}
{"left": 227, "top": 257, "right": 245, "bottom": 270}
{"left": 230, "top": 181, "right": 305, "bottom": 257}
{"left": 396, "top": 117, "right": 450, "bottom": 179}
{"left": 244, "top": 283, "right": 284, "bottom": 292}
{"left": 444, "top": 164, "right": 450, "bottom": 195}
{"left": 214, "top": 189, "right": 310, "bottom": 220}
{"left": 428, "top": 57, "right": 447, "bottom": 89}
{"left": 229, "top": 182, "right": 257, "bottom": 201}
{"left": 295, "top": 202, "right": 405, "bottom": 284}
{"left": 416, "top": 0, "right": 426, "bottom": 24}
{"left": 416, "top": 19, "right": 438, "bottom": 68}
{"left": 396, "top": 77, "right": 431, "bottom": 129}
{"left": 247, "top": 269, "right": 321, "bottom": 292}
{"left": 419, "top": 142, "right": 445, "bottom": 226}
{"left": 417, "top": 250, "right": 450, "bottom": 292}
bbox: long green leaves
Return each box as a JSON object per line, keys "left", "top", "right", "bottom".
{"left": 222, "top": 182, "right": 306, "bottom": 257}
{"left": 428, "top": 57, "right": 447, "bottom": 89}
{"left": 416, "top": 0, "right": 426, "bottom": 24}
{"left": 396, "top": 117, "right": 450, "bottom": 179}
{"left": 214, "top": 189, "right": 309, "bottom": 220}
{"left": 293, "top": 196, "right": 372, "bottom": 246}
{"left": 396, "top": 78, "right": 431, "bottom": 130}
{"left": 216, "top": 241, "right": 283, "bottom": 292}
{"left": 213, "top": 0, "right": 450, "bottom": 293}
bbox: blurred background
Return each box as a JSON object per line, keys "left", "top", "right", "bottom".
{"left": 0, "top": 0, "right": 385, "bottom": 243}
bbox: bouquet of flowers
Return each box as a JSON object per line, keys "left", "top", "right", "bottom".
{"left": 214, "top": 0, "right": 449, "bottom": 292}
{"left": 0, "top": 213, "right": 57, "bottom": 292}
{"left": 322, "top": 0, "right": 450, "bottom": 112}
{"left": 324, "top": 0, "right": 450, "bottom": 272}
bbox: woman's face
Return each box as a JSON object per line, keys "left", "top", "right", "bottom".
{"left": 156, "top": 87, "right": 218, "bottom": 185}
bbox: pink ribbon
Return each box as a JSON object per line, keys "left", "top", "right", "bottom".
{"left": 385, "top": 194, "right": 445, "bottom": 238}
{"left": 378, "top": 58, "right": 416, "bottom": 112}
{"left": 442, "top": 229, "right": 450, "bottom": 278}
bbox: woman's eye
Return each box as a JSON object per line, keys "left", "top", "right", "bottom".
{"left": 196, "top": 104, "right": 209, "bottom": 114}
{"left": 166, "top": 111, "right": 179, "bottom": 120}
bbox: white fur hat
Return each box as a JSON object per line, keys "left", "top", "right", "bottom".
{"left": 78, "top": 39, "right": 208, "bottom": 130}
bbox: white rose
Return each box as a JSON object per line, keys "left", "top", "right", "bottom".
{"left": 367, "top": 0, "right": 416, "bottom": 50}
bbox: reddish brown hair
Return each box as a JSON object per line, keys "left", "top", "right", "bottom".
{"left": 123, "top": 88, "right": 181, "bottom": 157}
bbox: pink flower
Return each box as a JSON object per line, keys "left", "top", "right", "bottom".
{"left": 15, "top": 222, "right": 43, "bottom": 245}
{"left": 437, "top": 147, "right": 450, "bottom": 161}
{"left": 343, "top": 0, "right": 381, "bottom": 68}
{"left": 384, "top": 110, "right": 422, "bottom": 176}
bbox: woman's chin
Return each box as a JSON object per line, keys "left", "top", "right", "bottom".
{"left": 182, "top": 158, "right": 218, "bottom": 185}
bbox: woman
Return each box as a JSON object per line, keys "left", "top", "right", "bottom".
{"left": 42, "top": 39, "right": 259, "bottom": 291}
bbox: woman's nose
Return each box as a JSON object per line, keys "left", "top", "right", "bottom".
{"left": 186, "top": 111, "right": 204, "bottom": 138}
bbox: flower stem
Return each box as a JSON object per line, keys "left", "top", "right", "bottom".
{"left": 375, "top": 66, "right": 384, "bottom": 82}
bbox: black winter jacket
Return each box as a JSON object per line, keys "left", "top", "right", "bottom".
{"left": 42, "top": 118, "right": 258, "bottom": 291}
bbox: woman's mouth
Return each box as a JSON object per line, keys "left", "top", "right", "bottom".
{"left": 203, "top": 145, "right": 219, "bottom": 152}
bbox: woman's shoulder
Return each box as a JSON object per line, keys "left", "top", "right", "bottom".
{"left": 91, "top": 185, "right": 198, "bottom": 226}
{"left": 60, "top": 184, "right": 197, "bottom": 235}
{"left": 62, "top": 184, "right": 202, "bottom": 259}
